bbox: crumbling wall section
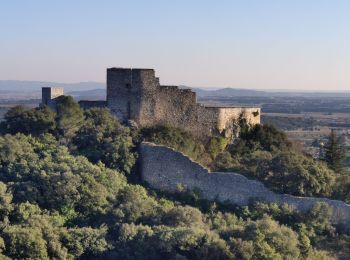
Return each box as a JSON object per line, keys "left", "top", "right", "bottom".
{"left": 134, "top": 69, "right": 158, "bottom": 125}
{"left": 154, "top": 86, "right": 199, "bottom": 133}
{"left": 41, "top": 87, "right": 64, "bottom": 109}
{"left": 140, "top": 142, "right": 350, "bottom": 230}
{"left": 78, "top": 100, "right": 107, "bottom": 109}
{"left": 197, "top": 106, "right": 222, "bottom": 136}
{"left": 106, "top": 68, "right": 261, "bottom": 138}
{"left": 107, "top": 68, "right": 134, "bottom": 122}
{"left": 218, "top": 107, "right": 261, "bottom": 129}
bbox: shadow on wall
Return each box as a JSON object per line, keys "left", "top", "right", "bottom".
{"left": 140, "top": 142, "right": 350, "bottom": 231}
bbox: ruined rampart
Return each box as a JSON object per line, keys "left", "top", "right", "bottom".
{"left": 79, "top": 100, "right": 107, "bottom": 109}
{"left": 41, "top": 68, "right": 261, "bottom": 139}
{"left": 106, "top": 68, "right": 261, "bottom": 138}
{"left": 140, "top": 142, "right": 350, "bottom": 230}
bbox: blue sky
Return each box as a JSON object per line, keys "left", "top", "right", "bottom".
{"left": 1, "top": 0, "right": 350, "bottom": 90}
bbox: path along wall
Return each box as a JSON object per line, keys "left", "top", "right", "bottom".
{"left": 140, "top": 142, "right": 350, "bottom": 231}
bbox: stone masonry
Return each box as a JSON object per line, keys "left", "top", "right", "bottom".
{"left": 41, "top": 68, "right": 260, "bottom": 138}
{"left": 140, "top": 142, "right": 350, "bottom": 231}
{"left": 41, "top": 87, "right": 64, "bottom": 109}
{"left": 107, "top": 68, "right": 260, "bottom": 138}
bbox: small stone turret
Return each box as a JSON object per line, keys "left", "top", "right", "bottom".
{"left": 41, "top": 87, "right": 64, "bottom": 109}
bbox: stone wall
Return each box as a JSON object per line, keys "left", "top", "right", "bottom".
{"left": 107, "top": 68, "right": 143, "bottom": 122}
{"left": 41, "top": 87, "right": 64, "bottom": 109}
{"left": 106, "top": 68, "right": 261, "bottom": 138}
{"left": 134, "top": 69, "right": 158, "bottom": 125}
{"left": 42, "top": 87, "right": 64, "bottom": 105}
{"left": 140, "top": 142, "right": 350, "bottom": 230}
{"left": 78, "top": 100, "right": 107, "bottom": 109}
{"left": 154, "top": 86, "right": 199, "bottom": 133}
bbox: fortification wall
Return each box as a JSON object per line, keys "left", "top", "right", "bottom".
{"left": 154, "top": 86, "right": 199, "bottom": 132}
{"left": 197, "top": 106, "right": 222, "bottom": 136}
{"left": 107, "top": 68, "right": 133, "bottom": 121}
{"left": 218, "top": 107, "right": 261, "bottom": 129}
{"left": 134, "top": 69, "right": 158, "bottom": 125}
{"left": 78, "top": 100, "right": 107, "bottom": 109}
{"left": 106, "top": 68, "right": 261, "bottom": 138}
{"left": 140, "top": 142, "right": 350, "bottom": 230}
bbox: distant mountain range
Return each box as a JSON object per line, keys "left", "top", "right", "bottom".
{"left": 0, "top": 80, "right": 106, "bottom": 100}
{"left": 188, "top": 87, "right": 268, "bottom": 97}
{"left": 187, "top": 87, "right": 350, "bottom": 98}
{"left": 1, "top": 80, "right": 350, "bottom": 100}
{"left": 0, "top": 80, "right": 105, "bottom": 92}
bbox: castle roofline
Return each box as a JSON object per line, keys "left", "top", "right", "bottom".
{"left": 107, "top": 67, "right": 154, "bottom": 71}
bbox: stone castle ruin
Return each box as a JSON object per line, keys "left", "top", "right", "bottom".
{"left": 42, "top": 68, "right": 260, "bottom": 138}
{"left": 39, "top": 68, "right": 350, "bottom": 230}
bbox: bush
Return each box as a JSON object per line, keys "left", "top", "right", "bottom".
{"left": 1, "top": 106, "right": 56, "bottom": 136}
{"left": 73, "top": 108, "right": 136, "bottom": 174}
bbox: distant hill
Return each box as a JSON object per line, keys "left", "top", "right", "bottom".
{"left": 1, "top": 80, "right": 350, "bottom": 100}
{"left": 0, "top": 80, "right": 105, "bottom": 92}
{"left": 185, "top": 86, "right": 350, "bottom": 98}
{"left": 187, "top": 87, "right": 268, "bottom": 97}
{"left": 0, "top": 80, "right": 106, "bottom": 100}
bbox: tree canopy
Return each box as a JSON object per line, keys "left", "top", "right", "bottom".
{"left": 0, "top": 101, "right": 348, "bottom": 259}
{"left": 323, "top": 129, "right": 346, "bottom": 173}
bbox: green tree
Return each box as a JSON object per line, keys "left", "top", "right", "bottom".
{"left": 243, "top": 216, "right": 301, "bottom": 259}
{"left": 0, "top": 182, "right": 13, "bottom": 221}
{"left": 62, "top": 226, "right": 108, "bottom": 258}
{"left": 323, "top": 129, "right": 346, "bottom": 173}
{"left": 55, "top": 96, "right": 84, "bottom": 141}
{"left": 256, "top": 152, "right": 335, "bottom": 196}
{"left": 240, "top": 124, "right": 292, "bottom": 152}
{"left": 0, "top": 134, "right": 126, "bottom": 216}
{"left": 73, "top": 108, "right": 136, "bottom": 173}
{"left": 141, "top": 126, "right": 214, "bottom": 165}
{"left": 2, "top": 225, "right": 49, "bottom": 259}
{"left": 207, "top": 136, "right": 228, "bottom": 159}
{"left": 1, "top": 106, "right": 56, "bottom": 136}
{"left": 0, "top": 103, "right": 346, "bottom": 259}
{"left": 162, "top": 206, "right": 204, "bottom": 228}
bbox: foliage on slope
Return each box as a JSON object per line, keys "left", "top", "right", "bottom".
{"left": 0, "top": 98, "right": 348, "bottom": 259}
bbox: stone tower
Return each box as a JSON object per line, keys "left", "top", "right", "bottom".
{"left": 41, "top": 87, "right": 64, "bottom": 108}
{"left": 107, "top": 68, "right": 158, "bottom": 124}
{"left": 106, "top": 67, "right": 260, "bottom": 138}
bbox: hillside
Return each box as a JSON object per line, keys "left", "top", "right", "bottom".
{"left": 0, "top": 99, "right": 349, "bottom": 259}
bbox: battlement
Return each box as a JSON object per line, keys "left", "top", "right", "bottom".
{"left": 40, "top": 68, "right": 260, "bottom": 139}
{"left": 106, "top": 67, "right": 261, "bottom": 138}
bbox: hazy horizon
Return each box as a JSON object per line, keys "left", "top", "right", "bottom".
{"left": 2, "top": 1, "right": 350, "bottom": 91}
{"left": 2, "top": 79, "right": 350, "bottom": 93}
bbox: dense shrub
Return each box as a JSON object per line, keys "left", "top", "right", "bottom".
{"left": 0, "top": 105, "right": 56, "bottom": 136}
{"left": 73, "top": 108, "right": 136, "bottom": 174}
{"left": 0, "top": 103, "right": 347, "bottom": 259}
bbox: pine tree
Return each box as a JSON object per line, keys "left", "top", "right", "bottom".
{"left": 323, "top": 129, "right": 346, "bottom": 173}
